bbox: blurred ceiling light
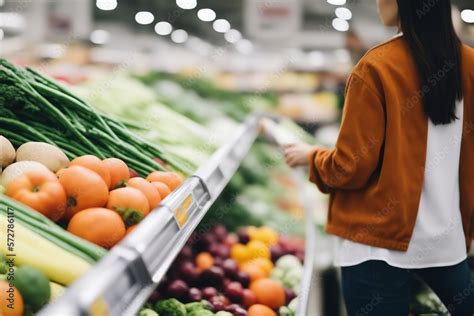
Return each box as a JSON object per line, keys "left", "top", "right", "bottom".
{"left": 0, "top": 0, "right": 4, "bottom": 7}
{"left": 0, "top": 29, "right": 4, "bottom": 40}
{"left": 197, "top": 8, "right": 216, "bottom": 22}
{"left": 309, "top": 51, "right": 325, "bottom": 67}
{"left": 90, "top": 29, "right": 110, "bottom": 45}
{"left": 332, "top": 18, "right": 350, "bottom": 31}
{"left": 155, "top": 21, "right": 173, "bottom": 35}
{"left": 135, "top": 11, "right": 154, "bottom": 25}
{"left": 225, "top": 29, "right": 242, "bottom": 43}
{"left": 0, "top": 13, "right": 26, "bottom": 29}
{"left": 335, "top": 7, "right": 352, "bottom": 20}
{"left": 213, "top": 19, "right": 231, "bottom": 33}
{"left": 176, "top": 0, "right": 197, "bottom": 10}
{"left": 171, "top": 29, "right": 188, "bottom": 43}
{"left": 96, "top": 0, "right": 117, "bottom": 11}
{"left": 327, "top": 0, "right": 346, "bottom": 5}
{"left": 461, "top": 9, "right": 474, "bottom": 23}
{"left": 236, "top": 39, "right": 253, "bottom": 54}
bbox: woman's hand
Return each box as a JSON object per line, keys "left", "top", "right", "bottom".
{"left": 282, "top": 143, "right": 315, "bottom": 167}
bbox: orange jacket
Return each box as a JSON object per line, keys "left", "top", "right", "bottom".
{"left": 308, "top": 36, "right": 474, "bottom": 252}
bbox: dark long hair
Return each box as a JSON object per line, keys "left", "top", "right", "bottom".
{"left": 397, "top": 0, "right": 463, "bottom": 125}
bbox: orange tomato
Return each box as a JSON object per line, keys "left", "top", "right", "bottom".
{"left": 230, "top": 244, "right": 250, "bottom": 264}
{"left": 247, "top": 240, "right": 271, "bottom": 260}
{"left": 126, "top": 225, "right": 138, "bottom": 236}
{"left": 248, "top": 258, "right": 274, "bottom": 276}
{"left": 57, "top": 166, "right": 109, "bottom": 220}
{"left": 195, "top": 252, "right": 214, "bottom": 270}
{"left": 103, "top": 158, "right": 130, "bottom": 189}
{"left": 146, "top": 171, "right": 183, "bottom": 191}
{"left": 6, "top": 169, "right": 67, "bottom": 222}
{"left": 240, "top": 263, "right": 267, "bottom": 282}
{"left": 250, "top": 279, "right": 285, "bottom": 310}
{"left": 67, "top": 208, "right": 126, "bottom": 249}
{"left": 71, "top": 155, "right": 111, "bottom": 188}
{"left": 107, "top": 187, "right": 150, "bottom": 226}
{"left": 247, "top": 304, "right": 276, "bottom": 316}
{"left": 151, "top": 181, "right": 172, "bottom": 199}
{"left": 127, "top": 177, "right": 161, "bottom": 209}
{"left": 0, "top": 281, "right": 24, "bottom": 316}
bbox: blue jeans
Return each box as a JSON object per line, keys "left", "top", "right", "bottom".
{"left": 341, "top": 260, "right": 474, "bottom": 316}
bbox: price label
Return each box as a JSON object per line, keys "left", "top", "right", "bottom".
{"left": 174, "top": 194, "right": 193, "bottom": 229}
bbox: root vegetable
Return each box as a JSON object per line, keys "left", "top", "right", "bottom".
{"left": 0, "top": 161, "right": 49, "bottom": 188}
{"left": 16, "top": 142, "right": 69, "bottom": 172}
{"left": 0, "top": 135, "right": 16, "bottom": 168}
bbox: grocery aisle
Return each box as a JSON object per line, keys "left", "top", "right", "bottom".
{"left": 0, "top": 1, "right": 473, "bottom": 316}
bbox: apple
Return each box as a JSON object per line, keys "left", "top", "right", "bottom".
{"left": 242, "top": 289, "right": 257, "bottom": 308}
{"left": 212, "top": 224, "right": 228, "bottom": 242}
{"left": 235, "top": 271, "right": 250, "bottom": 288}
{"left": 188, "top": 287, "right": 203, "bottom": 301}
{"left": 199, "top": 266, "right": 225, "bottom": 287}
{"left": 237, "top": 228, "right": 250, "bottom": 244}
{"left": 167, "top": 280, "right": 188, "bottom": 299}
{"left": 224, "top": 282, "right": 244, "bottom": 303}
{"left": 202, "top": 287, "right": 218, "bottom": 300}
{"left": 222, "top": 259, "right": 239, "bottom": 278}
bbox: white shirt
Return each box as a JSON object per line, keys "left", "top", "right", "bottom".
{"left": 334, "top": 100, "right": 467, "bottom": 269}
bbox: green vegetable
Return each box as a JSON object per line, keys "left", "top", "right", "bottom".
{"left": 187, "top": 310, "right": 214, "bottom": 316}
{"left": 288, "top": 298, "right": 298, "bottom": 312}
{"left": 154, "top": 299, "right": 186, "bottom": 316}
{"left": 185, "top": 300, "right": 212, "bottom": 312}
{"left": 0, "top": 254, "right": 7, "bottom": 274}
{"left": 276, "top": 255, "right": 303, "bottom": 271}
{"left": 279, "top": 306, "right": 295, "bottom": 316}
{"left": 0, "top": 59, "right": 185, "bottom": 176}
{"left": 13, "top": 266, "right": 51, "bottom": 312}
{"left": 138, "top": 308, "right": 159, "bottom": 316}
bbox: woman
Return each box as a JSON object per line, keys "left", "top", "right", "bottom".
{"left": 283, "top": 0, "right": 474, "bottom": 315}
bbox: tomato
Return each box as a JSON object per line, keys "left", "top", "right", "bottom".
{"left": 6, "top": 169, "right": 67, "bottom": 222}
{"left": 127, "top": 177, "right": 161, "bottom": 209}
{"left": 68, "top": 208, "right": 126, "bottom": 249}
{"left": 70, "top": 155, "right": 111, "bottom": 188}
{"left": 151, "top": 181, "right": 172, "bottom": 199}
{"left": 103, "top": 158, "right": 130, "bottom": 190}
{"left": 146, "top": 171, "right": 183, "bottom": 191}
{"left": 107, "top": 187, "right": 150, "bottom": 226}
{"left": 58, "top": 166, "right": 109, "bottom": 220}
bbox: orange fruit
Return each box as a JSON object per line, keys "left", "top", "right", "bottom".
{"left": 58, "top": 166, "right": 109, "bottom": 220}
{"left": 67, "top": 208, "right": 126, "bottom": 249}
{"left": 0, "top": 281, "right": 24, "bottom": 316}
{"left": 127, "top": 177, "right": 162, "bottom": 209}
{"left": 247, "top": 240, "right": 271, "bottom": 260}
{"left": 196, "top": 252, "right": 214, "bottom": 270}
{"left": 146, "top": 171, "right": 183, "bottom": 191}
{"left": 250, "top": 226, "right": 278, "bottom": 246}
{"left": 151, "top": 181, "right": 172, "bottom": 199}
{"left": 126, "top": 225, "right": 138, "bottom": 236}
{"left": 240, "top": 263, "right": 266, "bottom": 282}
{"left": 103, "top": 158, "right": 130, "bottom": 189}
{"left": 249, "top": 258, "right": 274, "bottom": 275}
{"left": 248, "top": 304, "right": 276, "bottom": 316}
{"left": 230, "top": 244, "right": 250, "bottom": 264}
{"left": 250, "top": 279, "right": 285, "bottom": 310}
{"left": 71, "top": 155, "right": 111, "bottom": 188}
{"left": 107, "top": 187, "right": 150, "bottom": 226}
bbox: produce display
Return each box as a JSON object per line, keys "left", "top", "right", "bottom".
{"left": 143, "top": 224, "right": 304, "bottom": 316}
{"left": 0, "top": 60, "right": 188, "bottom": 176}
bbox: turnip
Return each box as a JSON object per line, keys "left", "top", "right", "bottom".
{"left": 16, "top": 142, "right": 69, "bottom": 172}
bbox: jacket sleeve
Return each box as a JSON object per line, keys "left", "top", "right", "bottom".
{"left": 308, "top": 72, "right": 386, "bottom": 192}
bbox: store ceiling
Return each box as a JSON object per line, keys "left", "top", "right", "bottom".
{"left": 93, "top": 0, "right": 472, "bottom": 48}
